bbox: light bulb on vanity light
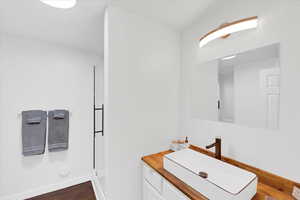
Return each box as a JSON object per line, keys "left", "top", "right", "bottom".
{"left": 199, "top": 16, "right": 258, "bottom": 48}
{"left": 40, "top": 0, "right": 77, "bottom": 9}
{"left": 222, "top": 55, "right": 236, "bottom": 60}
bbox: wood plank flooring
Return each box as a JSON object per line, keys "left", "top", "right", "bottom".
{"left": 26, "top": 181, "right": 96, "bottom": 200}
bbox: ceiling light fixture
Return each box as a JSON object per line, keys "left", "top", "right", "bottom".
{"left": 222, "top": 55, "right": 236, "bottom": 60}
{"left": 199, "top": 16, "right": 258, "bottom": 48}
{"left": 40, "top": 0, "right": 77, "bottom": 9}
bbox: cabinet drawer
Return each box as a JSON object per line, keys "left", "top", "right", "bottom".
{"left": 143, "top": 179, "right": 165, "bottom": 200}
{"left": 143, "top": 164, "right": 163, "bottom": 193}
{"left": 163, "top": 181, "right": 189, "bottom": 200}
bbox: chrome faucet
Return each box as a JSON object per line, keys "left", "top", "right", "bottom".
{"left": 206, "top": 137, "right": 222, "bottom": 160}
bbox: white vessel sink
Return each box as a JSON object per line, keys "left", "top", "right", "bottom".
{"left": 163, "top": 149, "right": 257, "bottom": 200}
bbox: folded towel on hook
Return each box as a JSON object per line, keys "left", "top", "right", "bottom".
{"left": 22, "top": 110, "right": 47, "bottom": 156}
{"left": 27, "top": 116, "right": 42, "bottom": 124}
{"left": 53, "top": 110, "right": 65, "bottom": 119}
{"left": 48, "top": 110, "right": 69, "bottom": 152}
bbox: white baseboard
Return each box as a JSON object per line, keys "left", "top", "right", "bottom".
{"left": 0, "top": 175, "right": 92, "bottom": 200}
{"left": 95, "top": 169, "right": 105, "bottom": 179}
{"left": 91, "top": 170, "right": 106, "bottom": 200}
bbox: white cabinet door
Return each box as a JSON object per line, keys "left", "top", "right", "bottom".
{"left": 143, "top": 180, "right": 165, "bottom": 200}
{"left": 142, "top": 161, "right": 189, "bottom": 200}
{"left": 163, "top": 181, "right": 190, "bottom": 200}
{"left": 143, "top": 164, "right": 163, "bottom": 193}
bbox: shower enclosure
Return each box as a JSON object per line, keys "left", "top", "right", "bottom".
{"left": 93, "top": 66, "right": 105, "bottom": 188}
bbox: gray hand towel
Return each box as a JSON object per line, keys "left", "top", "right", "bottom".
{"left": 48, "top": 110, "right": 69, "bottom": 152}
{"left": 22, "top": 110, "right": 47, "bottom": 156}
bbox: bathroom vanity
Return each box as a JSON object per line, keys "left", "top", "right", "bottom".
{"left": 143, "top": 163, "right": 191, "bottom": 200}
{"left": 142, "top": 145, "right": 297, "bottom": 200}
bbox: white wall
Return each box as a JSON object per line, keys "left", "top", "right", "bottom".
{"left": 104, "top": 6, "right": 180, "bottom": 200}
{"left": 181, "top": 0, "right": 300, "bottom": 182}
{"left": 0, "top": 34, "right": 102, "bottom": 198}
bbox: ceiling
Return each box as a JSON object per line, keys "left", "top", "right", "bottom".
{"left": 219, "top": 43, "right": 280, "bottom": 74}
{"left": 0, "top": 0, "right": 107, "bottom": 55}
{"left": 0, "top": 0, "right": 215, "bottom": 55}
{"left": 220, "top": 43, "right": 279, "bottom": 68}
{"left": 111, "top": 0, "right": 215, "bottom": 30}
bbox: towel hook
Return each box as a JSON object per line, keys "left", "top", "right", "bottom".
{"left": 18, "top": 111, "right": 72, "bottom": 118}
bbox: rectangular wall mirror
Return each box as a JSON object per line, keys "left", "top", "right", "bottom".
{"left": 190, "top": 43, "right": 280, "bottom": 129}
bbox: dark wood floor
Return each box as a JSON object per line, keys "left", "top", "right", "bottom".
{"left": 26, "top": 181, "right": 96, "bottom": 200}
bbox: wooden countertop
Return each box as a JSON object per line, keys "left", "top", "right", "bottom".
{"left": 142, "top": 146, "right": 298, "bottom": 200}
